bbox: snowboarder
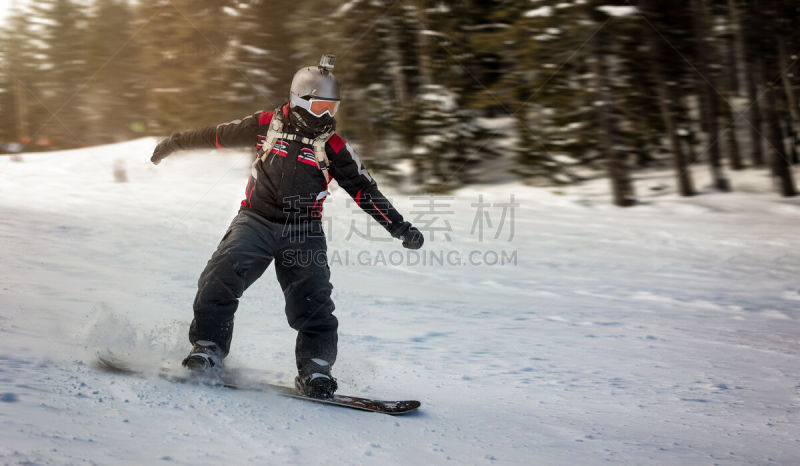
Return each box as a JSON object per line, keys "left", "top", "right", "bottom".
{"left": 149, "top": 54, "right": 424, "bottom": 398}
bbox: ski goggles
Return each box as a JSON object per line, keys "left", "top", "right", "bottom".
{"left": 291, "top": 94, "right": 340, "bottom": 117}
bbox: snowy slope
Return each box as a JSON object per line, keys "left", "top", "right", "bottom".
{"left": 1, "top": 140, "right": 799, "bottom": 465}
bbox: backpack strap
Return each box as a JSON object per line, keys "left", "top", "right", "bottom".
{"left": 312, "top": 131, "right": 333, "bottom": 185}
{"left": 256, "top": 107, "right": 333, "bottom": 185}
{"left": 257, "top": 107, "right": 285, "bottom": 162}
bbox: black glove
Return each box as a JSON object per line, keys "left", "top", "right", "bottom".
{"left": 393, "top": 222, "right": 424, "bottom": 250}
{"left": 151, "top": 134, "right": 179, "bottom": 165}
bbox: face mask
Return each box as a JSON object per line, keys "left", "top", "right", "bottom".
{"left": 289, "top": 106, "right": 336, "bottom": 138}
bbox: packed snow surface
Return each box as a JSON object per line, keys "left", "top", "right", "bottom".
{"left": 1, "top": 139, "right": 799, "bottom": 464}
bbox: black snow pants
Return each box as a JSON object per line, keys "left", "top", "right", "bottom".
{"left": 189, "top": 208, "right": 337, "bottom": 376}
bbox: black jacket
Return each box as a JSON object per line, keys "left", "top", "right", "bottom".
{"left": 169, "top": 104, "right": 406, "bottom": 235}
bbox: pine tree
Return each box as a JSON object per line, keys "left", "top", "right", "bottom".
{"left": 406, "top": 1, "right": 501, "bottom": 190}
{"left": 84, "top": 0, "right": 147, "bottom": 144}
{"left": 471, "top": 2, "right": 586, "bottom": 184}
{"left": 223, "top": 0, "right": 290, "bottom": 112}
{"left": 318, "top": 0, "right": 413, "bottom": 173}
{"left": 1, "top": 6, "right": 41, "bottom": 147}
{"left": 589, "top": 1, "right": 635, "bottom": 206}
{"left": 691, "top": 0, "right": 731, "bottom": 191}
{"left": 641, "top": 0, "right": 695, "bottom": 196}
{"left": 136, "top": 0, "right": 239, "bottom": 133}
{"left": 28, "top": 0, "right": 90, "bottom": 148}
{"left": 738, "top": 0, "right": 766, "bottom": 167}
{"left": 757, "top": 0, "right": 797, "bottom": 196}
{"left": 0, "top": 24, "right": 14, "bottom": 144}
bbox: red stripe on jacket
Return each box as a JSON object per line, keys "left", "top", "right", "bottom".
{"left": 371, "top": 201, "right": 391, "bottom": 223}
{"left": 258, "top": 111, "right": 273, "bottom": 126}
{"left": 328, "top": 134, "right": 346, "bottom": 154}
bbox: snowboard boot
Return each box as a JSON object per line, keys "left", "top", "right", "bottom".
{"left": 182, "top": 340, "right": 224, "bottom": 373}
{"left": 295, "top": 358, "right": 337, "bottom": 399}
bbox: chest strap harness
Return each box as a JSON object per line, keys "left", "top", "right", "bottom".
{"left": 257, "top": 107, "right": 332, "bottom": 185}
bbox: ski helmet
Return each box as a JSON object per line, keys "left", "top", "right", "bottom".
{"left": 289, "top": 54, "right": 341, "bottom": 137}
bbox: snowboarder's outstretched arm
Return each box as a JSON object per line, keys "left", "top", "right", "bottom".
{"left": 327, "top": 135, "right": 424, "bottom": 249}
{"left": 150, "top": 111, "right": 264, "bottom": 165}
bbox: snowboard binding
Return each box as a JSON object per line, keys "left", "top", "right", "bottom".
{"left": 295, "top": 373, "right": 338, "bottom": 399}
{"left": 182, "top": 340, "right": 224, "bottom": 373}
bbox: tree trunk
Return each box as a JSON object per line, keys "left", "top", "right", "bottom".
{"left": 591, "top": 10, "right": 635, "bottom": 207}
{"left": 765, "top": 84, "right": 797, "bottom": 196}
{"left": 786, "top": 120, "right": 799, "bottom": 164}
{"left": 721, "top": 98, "right": 744, "bottom": 169}
{"left": 386, "top": 16, "right": 408, "bottom": 107}
{"left": 731, "top": 0, "right": 766, "bottom": 166}
{"left": 746, "top": 60, "right": 766, "bottom": 167}
{"left": 664, "top": 84, "right": 696, "bottom": 195}
{"left": 724, "top": 27, "right": 739, "bottom": 95}
{"left": 692, "top": 0, "right": 731, "bottom": 191}
{"left": 634, "top": 136, "right": 652, "bottom": 168}
{"left": 778, "top": 36, "right": 800, "bottom": 125}
{"left": 414, "top": 0, "right": 434, "bottom": 88}
{"left": 14, "top": 79, "right": 29, "bottom": 142}
{"left": 643, "top": 0, "right": 695, "bottom": 195}
{"left": 719, "top": 2, "right": 744, "bottom": 170}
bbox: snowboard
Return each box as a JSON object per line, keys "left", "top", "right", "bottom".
{"left": 95, "top": 355, "right": 421, "bottom": 415}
